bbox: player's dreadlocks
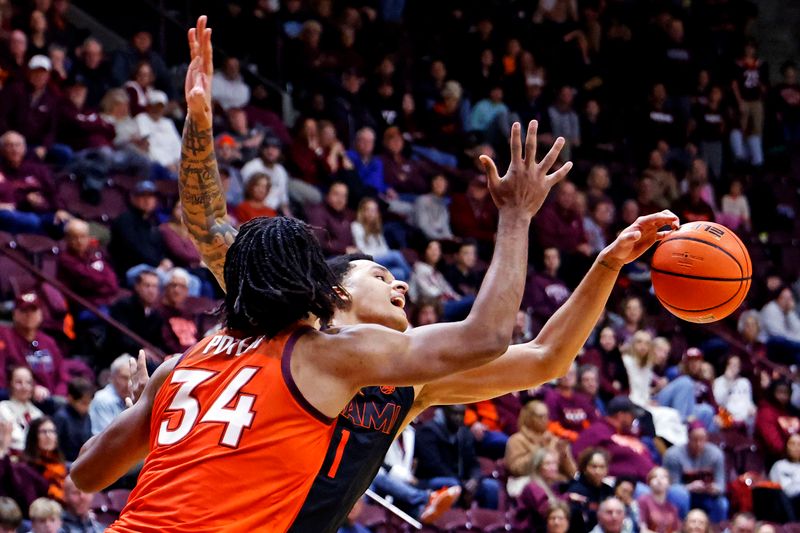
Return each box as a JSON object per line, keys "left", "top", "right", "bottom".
{"left": 223, "top": 217, "right": 346, "bottom": 337}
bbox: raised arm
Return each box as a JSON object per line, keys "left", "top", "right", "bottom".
{"left": 296, "top": 122, "right": 573, "bottom": 416}
{"left": 413, "top": 210, "right": 680, "bottom": 407}
{"left": 178, "top": 16, "right": 237, "bottom": 289}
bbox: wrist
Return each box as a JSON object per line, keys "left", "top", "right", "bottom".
{"left": 497, "top": 208, "right": 533, "bottom": 226}
{"left": 596, "top": 251, "right": 624, "bottom": 272}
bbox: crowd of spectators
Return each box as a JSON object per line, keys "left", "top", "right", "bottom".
{"left": 0, "top": 0, "right": 797, "bottom": 531}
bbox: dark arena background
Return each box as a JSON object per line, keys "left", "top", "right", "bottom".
{"left": 0, "top": 0, "right": 798, "bottom": 531}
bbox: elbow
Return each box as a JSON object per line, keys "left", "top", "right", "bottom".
{"left": 69, "top": 461, "right": 95, "bottom": 493}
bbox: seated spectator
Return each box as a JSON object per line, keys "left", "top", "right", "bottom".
{"left": 159, "top": 268, "right": 199, "bottom": 356}
{"left": 23, "top": 417, "right": 66, "bottom": 502}
{"left": 723, "top": 513, "right": 757, "bottom": 533}
{"left": 159, "top": 202, "right": 203, "bottom": 271}
{"left": 590, "top": 497, "right": 628, "bottom": 533}
{"left": 467, "top": 85, "right": 511, "bottom": 148}
{"left": 564, "top": 448, "right": 614, "bottom": 532}
{"left": 712, "top": 355, "right": 756, "bottom": 429}
{"left": 505, "top": 400, "right": 577, "bottom": 496}
{"left": 347, "top": 127, "right": 385, "bottom": 196}
{"left": 55, "top": 75, "right": 115, "bottom": 152}
{"left": 0, "top": 55, "right": 59, "bottom": 161}
{"left": 543, "top": 363, "right": 598, "bottom": 441}
{"left": 584, "top": 327, "right": 629, "bottom": 402}
{"left": 637, "top": 466, "right": 681, "bottom": 533}
{"left": 449, "top": 175, "right": 498, "bottom": 256}
{"left": 58, "top": 219, "right": 119, "bottom": 309}
{"left": 663, "top": 422, "right": 728, "bottom": 523}
{"left": 241, "top": 137, "right": 297, "bottom": 214}
{"left": 0, "top": 292, "right": 68, "bottom": 397}
{"left": 585, "top": 165, "right": 612, "bottom": 204}
{"left": 28, "top": 497, "right": 62, "bottom": 533}
{"left": 88, "top": 354, "right": 133, "bottom": 435}
{"left": 616, "top": 296, "right": 654, "bottom": 346}
{"left": 380, "top": 127, "right": 428, "bottom": 197}
{"left": 719, "top": 179, "right": 751, "bottom": 232}
{"left": 572, "top": 397, "right": 655, "bottom": 483}
{"left": 759, "top": 286, "right": 800, "bottom": 364}
{"left": 52, "top": 378, "right": 92, "bottom": 463}
{"left": 769, "top": 433, "right": 800, "bottom": 518}
{"left": 98, "top": 88, "right": 152, "bottom": 172}
{"left": 224, "top": 107, "right": 265, "bottom": 164}
{"left": 578, "top": 365, "right": 606, "bottom": 415}
{"left": 107, "top": 270, "right": 166, "bottom": 364}
{"left": 442, "top": 240, "right": 482, "bottom": 297}
{"left": 682, "top": 509, "right": 710, "bottom": 533}
{"left": 622, "top": 330, "right": 655, "bottom": 407}
{"left": 121, "top": 59, "right": 156, "bottom": 113}
{"left": 583, "top": 197, "right": 615, "bottom": 254}
{"left": 70, "top": 38, "right": 111, "bottom": 110}
{"left": 112, "top": 28, "right": 171, "bottom": 95}
{"left": 306, "top": 182, "right": 356, "bottom": 257}
{"left": 409, "top": 240, "right": 475, "bottom": 322}
{"left": 61, "top": 476, "right": 102, "bottom": 533}
{"left": 350, "top": 197, "right": 411, "bottom": 281}
{"left": 233, "top": 173, "right": 278, "bottom": 224}
{"left": 0, "top": 367, "right": 43, "bottom": 451}
{"left": 523, "top": 247, "right": 571, "bottom": 331}
{"left": 546, "top": 501, "right": 572, "bottom": 533}
{"left": 756, "top": 379, "right": 800, "bottom": 466}
{"left": 642, "top": 150, "right": 679, "bottom": 209}
{"left": 211, "top": 57, "right": 250, "bottom": 111}
{"left": 109, "top": 180, "right": 165, "bottom": 277}
{"left": 655, "top": 348, "right": 718, "bottom": 431}
{"left": 672, "top": 179, "right": 715, "bottom": 224}
{"left": 0, "top": 497, "right": 21, "bottom": 533}
{"left": 286, "top": 118, "right": 327, "bottom": 188}
{"left": 514, "top": 448, "right": 566, "bottom": 531}
{"left": 613, "top": 477, "right": 640, "bottom": 532}
{"left": 413, "top": 174, "right": 455, "bottom": 241}
{"left": 636, "top": 176, "right": 662, "bottom": 216}
{"left": 134, "top": 90, "right": 181, "bottom": 174}
{"left": 370, "top": 426, "right": 460, "bottom": 524}
{"left": 548, "top": 86, "right": 581, "bottom": 161}
{"left": 427, "top": 80, "right": 465, "bottom": 155}
{"left": 463, "top": 400, "right": 509, "bottom": 460}
{"left": 775, "top": 61, "right": 800, "bottom": 145}
{"left": 415, "top": 405, "right": 501, "bottom": 509}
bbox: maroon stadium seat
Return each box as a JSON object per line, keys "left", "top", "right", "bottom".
{"left": 352, "top": 503, "right": 388, "bottom": 528}
{"left": 434, "top": 508, "right": 469, "bottom": 532}
{"left": 91, "top": 491, "right": 110, "bottom": 513}
{"left": 464, "top": 508, "right": 508, "bottom": 532}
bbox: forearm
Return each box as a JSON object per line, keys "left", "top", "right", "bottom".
{"left": 462, "top": 211, "right": 532, "bottom": 351}
{"left": 531, "top": 250, "right": 622, "bottom": 380}
{"left": 178, "top": 114, "right": 236, "bottom": 290}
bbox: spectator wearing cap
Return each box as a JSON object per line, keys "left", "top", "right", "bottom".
{"left": 233, "top": 173, "right": 278, "bottom": 224}
{"left": 109, "top": 180, "right": 165, "bottom": 277}
{"left": 756, "top": 379, "right": 800, "bottom": 466}
{"left": 380, "top": 127, "right": 429, "bottom": 197}
{"left": 655, "top": 348, "right": 718, "bottom": 431}
{"left": 759, "top": 286, "right": 800, "bottom": 364}
{"left": 306, "top": 181, "right": 357, "bottom": 257}
{"left": 241, "top": 136, "right": 295, "bottom": 215}
{"left": 134, "top": 89, "right": 181, "bottom": 173}
{"left": 0, "top": 367, "right": 44, "bottom": 451}
{"left": 111, "top": 29, "right": 173, "bottom": 98}
{"left": 57, "top": 219, "right": 119, "bottom": 312}
{"left": 159, "top": 268, "right": 198, "bottom": 356}
{"left": 70, "top": 38, "right": 111, "bottom": 110}
{"left": 663, "top": 421, "right": 728, "bottom": 523}
{"left": 0, "top": 292, "right": 68, "bottom": 398}
{"left": 0, "top": 55, "right": 60, "bottom": 161}
{"left": 88, "top": 354, "right": 136, "bottom": 435}
{"left": 572, "top": 396, "right": 655, "bottom": 483}
{"left": 51, "top": 378, "right": 93, "bottom": 463}
{"left": 55, "top": 74, "right": 116, "bottom": 152}
{"left": 347, "top": 127, "right": 386, "bottom": 196}
{"left": 107, "top": 269, "right": 166, "bottom": 365}
{"left": 449, "top": 174, "right": 498, "bottom": 257}
{"left": 413, "top": 175, "right": 455, "bottom": 241}
{"left": 211, "top": 57, "right": 250, "bottom": 111}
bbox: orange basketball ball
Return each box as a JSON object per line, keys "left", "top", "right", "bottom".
{"left": 651, "top": 221, "right": 751, "bottom": 323}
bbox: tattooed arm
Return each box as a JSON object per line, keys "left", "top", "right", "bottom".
{"left": 179, "top": 16, "right": 236, "bottom": 290}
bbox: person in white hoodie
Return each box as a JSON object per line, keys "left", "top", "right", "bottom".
{"left": 769, "top": 433, "right": 800, "bottom": 516}
{"left": 712, "top": 355, "right": 756, "bottom": 430}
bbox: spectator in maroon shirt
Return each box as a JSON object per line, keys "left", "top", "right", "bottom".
{"left": 0, "top": 30, "right": 29, "bottom": 86}
{"left": 637, "top": 466, "right": 681, "bottom": 533}
{"left": 159, "top": 201, "right": 203, "bottom": 271}
{"left": 381, "top": 126, "right": 429, "bottom": 197}
{"left": 523, "top": 247, "right": 571, "bottom": 333}
{"left": 449, "top": 175, "right": 498, "bottom": 257}
{"left": 572, "top": 396, "right": 655, "bottom": 483}
{"left": 159, "top": 269, "right": 198, "bottom": 356}
{"left": 543, "top": 363, "right": 599, "bottom": 442}
{"left": 0, "top": 131, "right": 57, "bottom": 214}
{"left": 673, "top": 183, "right": 717, "bottom": 226}
{"left": 287, "top": 117, "right": 328, "bottom": 187}
{"left": 57, "top": 219, "right": 118, "bottom": 309}
{"left": 0, "top": 55, "right": 59, "bottom": 160}
{"left": 535, "top": 181, "right": 590, "bottom": 256}
{"left": 755, "top": 379, "right": 800, "bottom": 466}
{"left": 55, "top": 74, "right": 115, "bottom": 151}
{"left": 306, "top": 181, "right": 357, "bottom": 256}
{"left": 636, "top": 176, "right": 662, "bottom": 216}
{"left": 0, "top": 292, "right": 68, "bottom": 398}
{"left": 0, "top": 418, "right": 48, "bottom": 518}
{"left": 582, "top": 327, "right": 630, "bottom": 403}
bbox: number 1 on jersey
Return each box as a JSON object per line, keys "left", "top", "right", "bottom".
{"left": 157, "top": 367, "right": 259, "bottom": 448}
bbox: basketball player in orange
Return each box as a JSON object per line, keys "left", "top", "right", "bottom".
{"left": 69, "top": 16, "right": 576, "bottom": 532}
{"left": 166, "top": 17, "right": 681, "bottom": 532}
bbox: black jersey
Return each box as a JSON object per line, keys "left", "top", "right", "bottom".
{"left": 287, "top": 385, "right": 416, "bottom": 533}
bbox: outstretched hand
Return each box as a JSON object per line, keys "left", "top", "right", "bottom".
{"left": 479, "top": 121, "right": 573, "bottom": 218}
{"left": 601, "top": 210, "right": 680, "bottom": 269}
{"left": 185, "top": 16, "right": 213, "bottom": 124}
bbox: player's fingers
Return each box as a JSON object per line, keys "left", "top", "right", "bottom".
{"left": 546, "top": 160, "right": 573, "bottom": 186}
{"left": 188, "top": 28, "right": 197, "bottom": 59}
{"left": 479, "top": 155, "right": 501, "bottom": 191}
{"left": 509, "top": 122, "right": 522, "bottom": 163}
{"left": 137, "top": 349, "right": 148, "bottom": 378}
{"left": 621, "top": 229, "right": 642, "bottom": 242}
{"left": 524, "top": 120, "right": 538, "bottom": 167}
{"left": 539, "top": 137, "right": 566, "bottom": 173}
{"left": 203, "top": 28, "right": 213, "bottom": 72}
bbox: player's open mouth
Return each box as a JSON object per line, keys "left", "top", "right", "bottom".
{"left": 390, "top": 296, "right": 405, "bottom": 309}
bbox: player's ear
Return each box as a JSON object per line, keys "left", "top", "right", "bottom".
{"left": 333, "top": 285, "right": 351, "bottom": 306}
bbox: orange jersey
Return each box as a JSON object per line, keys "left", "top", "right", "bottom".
{"left": 108, "top": 325, "right": 335, "bottom": 533}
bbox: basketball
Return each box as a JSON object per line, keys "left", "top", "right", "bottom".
{"left": 651, "top": 222, "right": 751, "bottom": 323}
